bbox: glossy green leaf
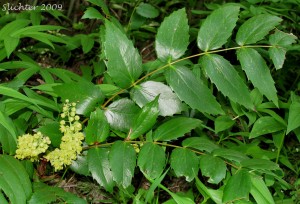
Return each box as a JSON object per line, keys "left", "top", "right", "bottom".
{"left": 138, "top": 143, "right": 166, "bottom": 179}
{"left": 241, "top": 158, "right": 280, "bottom": 170}
{"left": 38, "top": 122, "right": 62, "bottom": 148}
{"left": 250, "top": 116, "right": 286, "bottom": 138}
{"left": 170, "top": 148, "right": 199, "bottom": 182}
{"left": 82, "top": 7, "right": 105, "bottom": 20}
{"left": 88, "top": 148, "right": 114, "bottom": 192}
{"left": 200, "top": 54, "right": 253, "bottom": 109}
{"left": 28, "top": 182, "right": 87, "bottom": 204}
{"left": 0, "top": 155, "right": 32, "bottom": 204}
{"left": 136, "top": 3, "right": 159, "bottom": 18}
{"left": 199, "top": 155, "right": 226, "bottom": 184}
{"left": 105, "top": 98, "right": 140, "bottom": 132}
{"left": 109, "top": 141, "right": 136, "bottom": 188}
{"left": 53, "top": 80, "right": 104, "bottom": 116}
{"left": 70, "top": 155, "right": 90, "bottom": 176}
{"left": 129, "top": 97, "right": 159, "bottom": 140}
{"left": 223, "top": 170, "right": 251, "bottom": 203}
{"left": 212, "top": 148, "right": 249, "bottom": 162}
{"left": 182, "top": 137, "right": 219, "bottom": 153}
{"left": 237, "top": 48, "right": 278, "bottom": 106}
{"left": 153, "top": 117, "right": 201, "bottom": 141}
{"left": 236, "top": 14, "right": 282, "bottom": 45}
{"left": 214, "top": 115, "right": 235, "bottom": 133}
{"left": 197, "top": 5, "right": 240, "bottom": 51}
{"left": 155, "top": 8, "right": 189, "bottom": 62}
{"left": 250, "top": 175, "right": 275, "bottom": 204}
{"left": 268, "top": 29, "right": 297, "bottom": 70}
{"left": 287, "top": 101, "right": 300, "bottom": 134}
{"left": 131, "top": 81, "right": 183, "bottom": 116}
{"left": 165, "top": 66, "right": 223, "bottom": 115}
{"left": 104, "top": 20, "right": 142, "bottom": 88}
{"left": 85, "top": 108, "right": 110, "bottom": 144}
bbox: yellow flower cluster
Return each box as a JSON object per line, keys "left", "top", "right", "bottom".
{"left": 44, "top": 100, "right": 84, "bottom": 171}
{"left": 15, "top": 132, "right": 51, "bottom": 162}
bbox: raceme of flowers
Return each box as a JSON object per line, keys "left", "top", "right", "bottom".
{"left": 15, "top": 100, "right": 84, "bottom": 171}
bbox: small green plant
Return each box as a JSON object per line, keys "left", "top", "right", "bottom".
{"left": 0, "top": 0, "right": 299, "bottom": 203}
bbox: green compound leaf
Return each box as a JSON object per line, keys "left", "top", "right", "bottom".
{"left": 182, "top": 137, "right": 219, "bottom": 153}
{"left": 237, "top": 48, "right": 278, "bottom": 106}
{"left": 250, "top": 116, "right": 286, "bottom": 138}
{"left": 28, "top": 182, "right": 86, "bottom": 204}
{"left": 85, "top": 108, "right": 110, "bottom": 144}
{"left": 250, "top": 175, "right": 275, "bottom": 204}
{"left": 0, "top": 155, "right": 32, "bottom": 204}
{"left": 165, "top": 65, "right": 223, "bottom": 115}
{"left": 269, "top": 30, "right": 297, "bottom": 70}
{"left": 236, "top": 14, "right": 282, "bottom": 45}
{"left": 223, "top": 170, "right": 251, "bottom": 203}
{"left": 200, "top": 54, "right": 253, "bottom": 109}
{"left": 105, "top": 98, "right": 140, "bottom": 132}
{"left": 197, "top": 5, "right": 240, "bottom": 51}
{"left": 129, "top": 97, "right": 159, "bottom": 140}
{"left": 170, "top": 148, "right": 199, "bottom": 182}
{"left": 287, "top": 101, "right": 300, "bottom": 134}
{"left": 136, "top": 3, "right": 159, "bottom": 18}
{"left": 109, "top": 141, "right": 136, "bottom": 188}
{"left": 87, "top": 148, "right": 115, "bottom": 193}
{"left": 131, "top": 81, "right": 183, "bottom": 116}
{"left": 138, "top": 143, "right": 166, "bottom": 179}
{"left": 153, "top": 117, "right": 201, "bottom": 141}
{"left": 104, "top": 20, "right": 142, "bottom": 88}
{"left": 53, "top": 80, "right": 104, "bottom": 116}
{"left": 155, "top": 8, "right": 189, "bottom": 62}
{"left": 199, "top": 155, "right": 226, "bottom": 184}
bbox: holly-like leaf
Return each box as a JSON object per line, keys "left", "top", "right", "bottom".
{"left": 237, "top": 48, "right": 278, "bottom": 106}
{"left": 131, "top": 81, "right": 183, "bottom": 116}
{"left": 200, "top": 54, "right": 253, "bottom": 109}
{"left": 153, "top": 117, "right": 201, "bottom": 141}
{"left": 250, "top": 116, "right": 286, "bottom": 138}
{"left": 138, "top": 143, "right": 166, "bottom": 179}
{"left": 88, "top": 148, "right": 114, "bottom": 192}
{"left": 165, "top": 66, "right": 223, "bottom": 115}
{"left": 223, "top": 170, "right": 251, "bottom": 203}
{"left": 236, "top": 14, "right": 282, "bottom": 45}
{"left": 53, "top": 80, "right": 104, "bottom": 116}
{"left": 155, "top": 8, "right": 189, "bottom": 62}
{"left": 199, "top": 155, "right": 226, "bottom": 184}
{"left": 129, "top": 97, "right": 159, "bottom": 140}
{"left": 104, "top": 20, "right": 142, "bottom": 88}
{"left": 170, "top": 148, "right": 199, "bottom": 182}
{"left": 105, "top": 98, "right": 140, "bottom": 132}
{"left": 197, "top": 5, "right": 240, "bottom": 51}
{"left": 109, "top": 141, "right": 136, "bottom": 188}
{"left": 85, "top": 108, "right": 110, "bottom": 144}
{"left": 269, "top": 30, "right": 297, "bottom": 70}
